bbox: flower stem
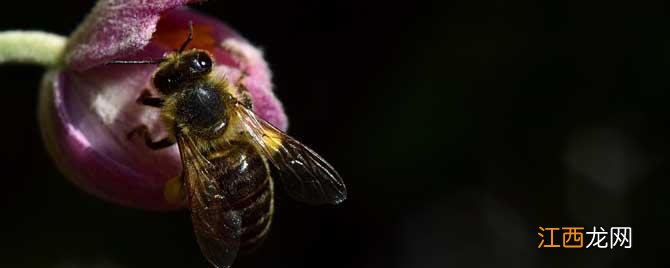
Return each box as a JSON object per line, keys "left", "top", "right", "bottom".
{"left": 0, "top": 31, "right": 66, "bottom": 67}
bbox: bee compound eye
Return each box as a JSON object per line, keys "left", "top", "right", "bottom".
{"left": 190, "top": 52, "right": 212, "bottom": 73}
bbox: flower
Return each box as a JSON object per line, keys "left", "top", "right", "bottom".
{"left": 36, "top": 0, "right": 287, "bottom": 210}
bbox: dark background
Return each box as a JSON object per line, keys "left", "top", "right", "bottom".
{"left": 0, "top": 0, "right": 668, "bottom": 267}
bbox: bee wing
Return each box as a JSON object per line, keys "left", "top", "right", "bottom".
{"left": 231, "top": 103, "right": 347, "bottom": 205}
{"left": 178, "top": 134, "right": 241, "bottom": 268}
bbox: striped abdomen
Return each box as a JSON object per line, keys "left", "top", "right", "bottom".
{"left": 207, "top": 141, "right": 274, "bottom": 251}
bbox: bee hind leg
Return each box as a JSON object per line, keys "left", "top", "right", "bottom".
{"left": 127, "top": 125, "right": 175, "bottom": 150}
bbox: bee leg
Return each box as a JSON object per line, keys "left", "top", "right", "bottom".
{"left": 127, "top": 125, "right": 175, "bottom": 150}
{"left": 222, "top": 41, "right": 254, "bottom": 109}
{"left": 233, "top": 74, "right": 254, "bottom": 110}
{"left": 137, "top": 89, "right": 164, "bottom": 108}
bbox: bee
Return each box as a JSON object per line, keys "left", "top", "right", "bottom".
{"left": 110, "top": 23, "right": 346, "bottom": 268}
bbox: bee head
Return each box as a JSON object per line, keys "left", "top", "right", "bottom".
{"left": 107, "top": 22, "right": 215, "bottom": 96}
{"left": 152, "top": 50, "right": 214, "bottom": 95}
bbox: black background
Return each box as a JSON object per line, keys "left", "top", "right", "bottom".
{"left": 0, "top": 0, "right": 667, "bottom": 267}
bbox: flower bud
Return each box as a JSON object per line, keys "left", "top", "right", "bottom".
{"left": 39, "top": 2, "right": 287, "bottom": 210}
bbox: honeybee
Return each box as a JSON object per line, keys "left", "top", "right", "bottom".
{"left": 111, "top": 23, "right": 346, "bottom": 268}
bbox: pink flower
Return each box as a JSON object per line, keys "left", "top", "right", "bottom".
{"left": 39, "top": 0, "right": 287, "bottom": 210}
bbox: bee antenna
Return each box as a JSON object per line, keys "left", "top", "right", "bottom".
{"left": 107, "top": 21, "right": 193, "bottom": 65}
{"left": 106, "top": 59, "right": 165, "bottom": 65}
{"left": 178, "top": 21, "right": 194, "bottom": 53}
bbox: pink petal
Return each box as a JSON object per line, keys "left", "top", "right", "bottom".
{"left": 64, "top": 0, "right": 200, "bottom": 71}
{"left": 40, "top": 69, "right": 183, "bottom": 210}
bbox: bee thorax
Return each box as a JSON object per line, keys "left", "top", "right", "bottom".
{"left": 174, "top": 82, "right": 228, "bottom": 138}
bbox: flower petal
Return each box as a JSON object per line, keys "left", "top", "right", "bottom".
{"left": 65, "top": 0, "right": 200, "bottom": 71}
{"left": 40, "top": 70, "right": 183, "bottom": 210}
{"left": 223, "top": 38, "right": 288, "bottom": 131}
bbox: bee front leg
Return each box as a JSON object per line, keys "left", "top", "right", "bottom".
{"left": 222, "top": 41, "right": 254, "bottom": 109}
{"left": 137, "top": 88, "right": 164, "bottom": 108}
{"left": 127, "top": 125, "right": 175, "bottom": 150}
{"left": 233, "top": 74, "right": 254, "bottom": 110}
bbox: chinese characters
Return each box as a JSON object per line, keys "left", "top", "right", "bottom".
{"left": 538, "top": 226, "right": 631, "bottom": 249}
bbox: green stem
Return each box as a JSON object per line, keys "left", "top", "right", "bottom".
{"left": 0, "top": 31, "right": 67, "bottom": 67}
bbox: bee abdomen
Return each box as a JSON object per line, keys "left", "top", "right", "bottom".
{"left": 208, "top": 142, "right": 274, "bottom": 251}
{"left": 238, "top": 178, "right": 274, "bottom": 251}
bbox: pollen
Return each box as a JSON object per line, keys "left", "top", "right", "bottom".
{"left": 262, "top": 129, "right": 283, "bottom": 153}
{"left": 164, "top": 175, "right": 186, "bottom": 205}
